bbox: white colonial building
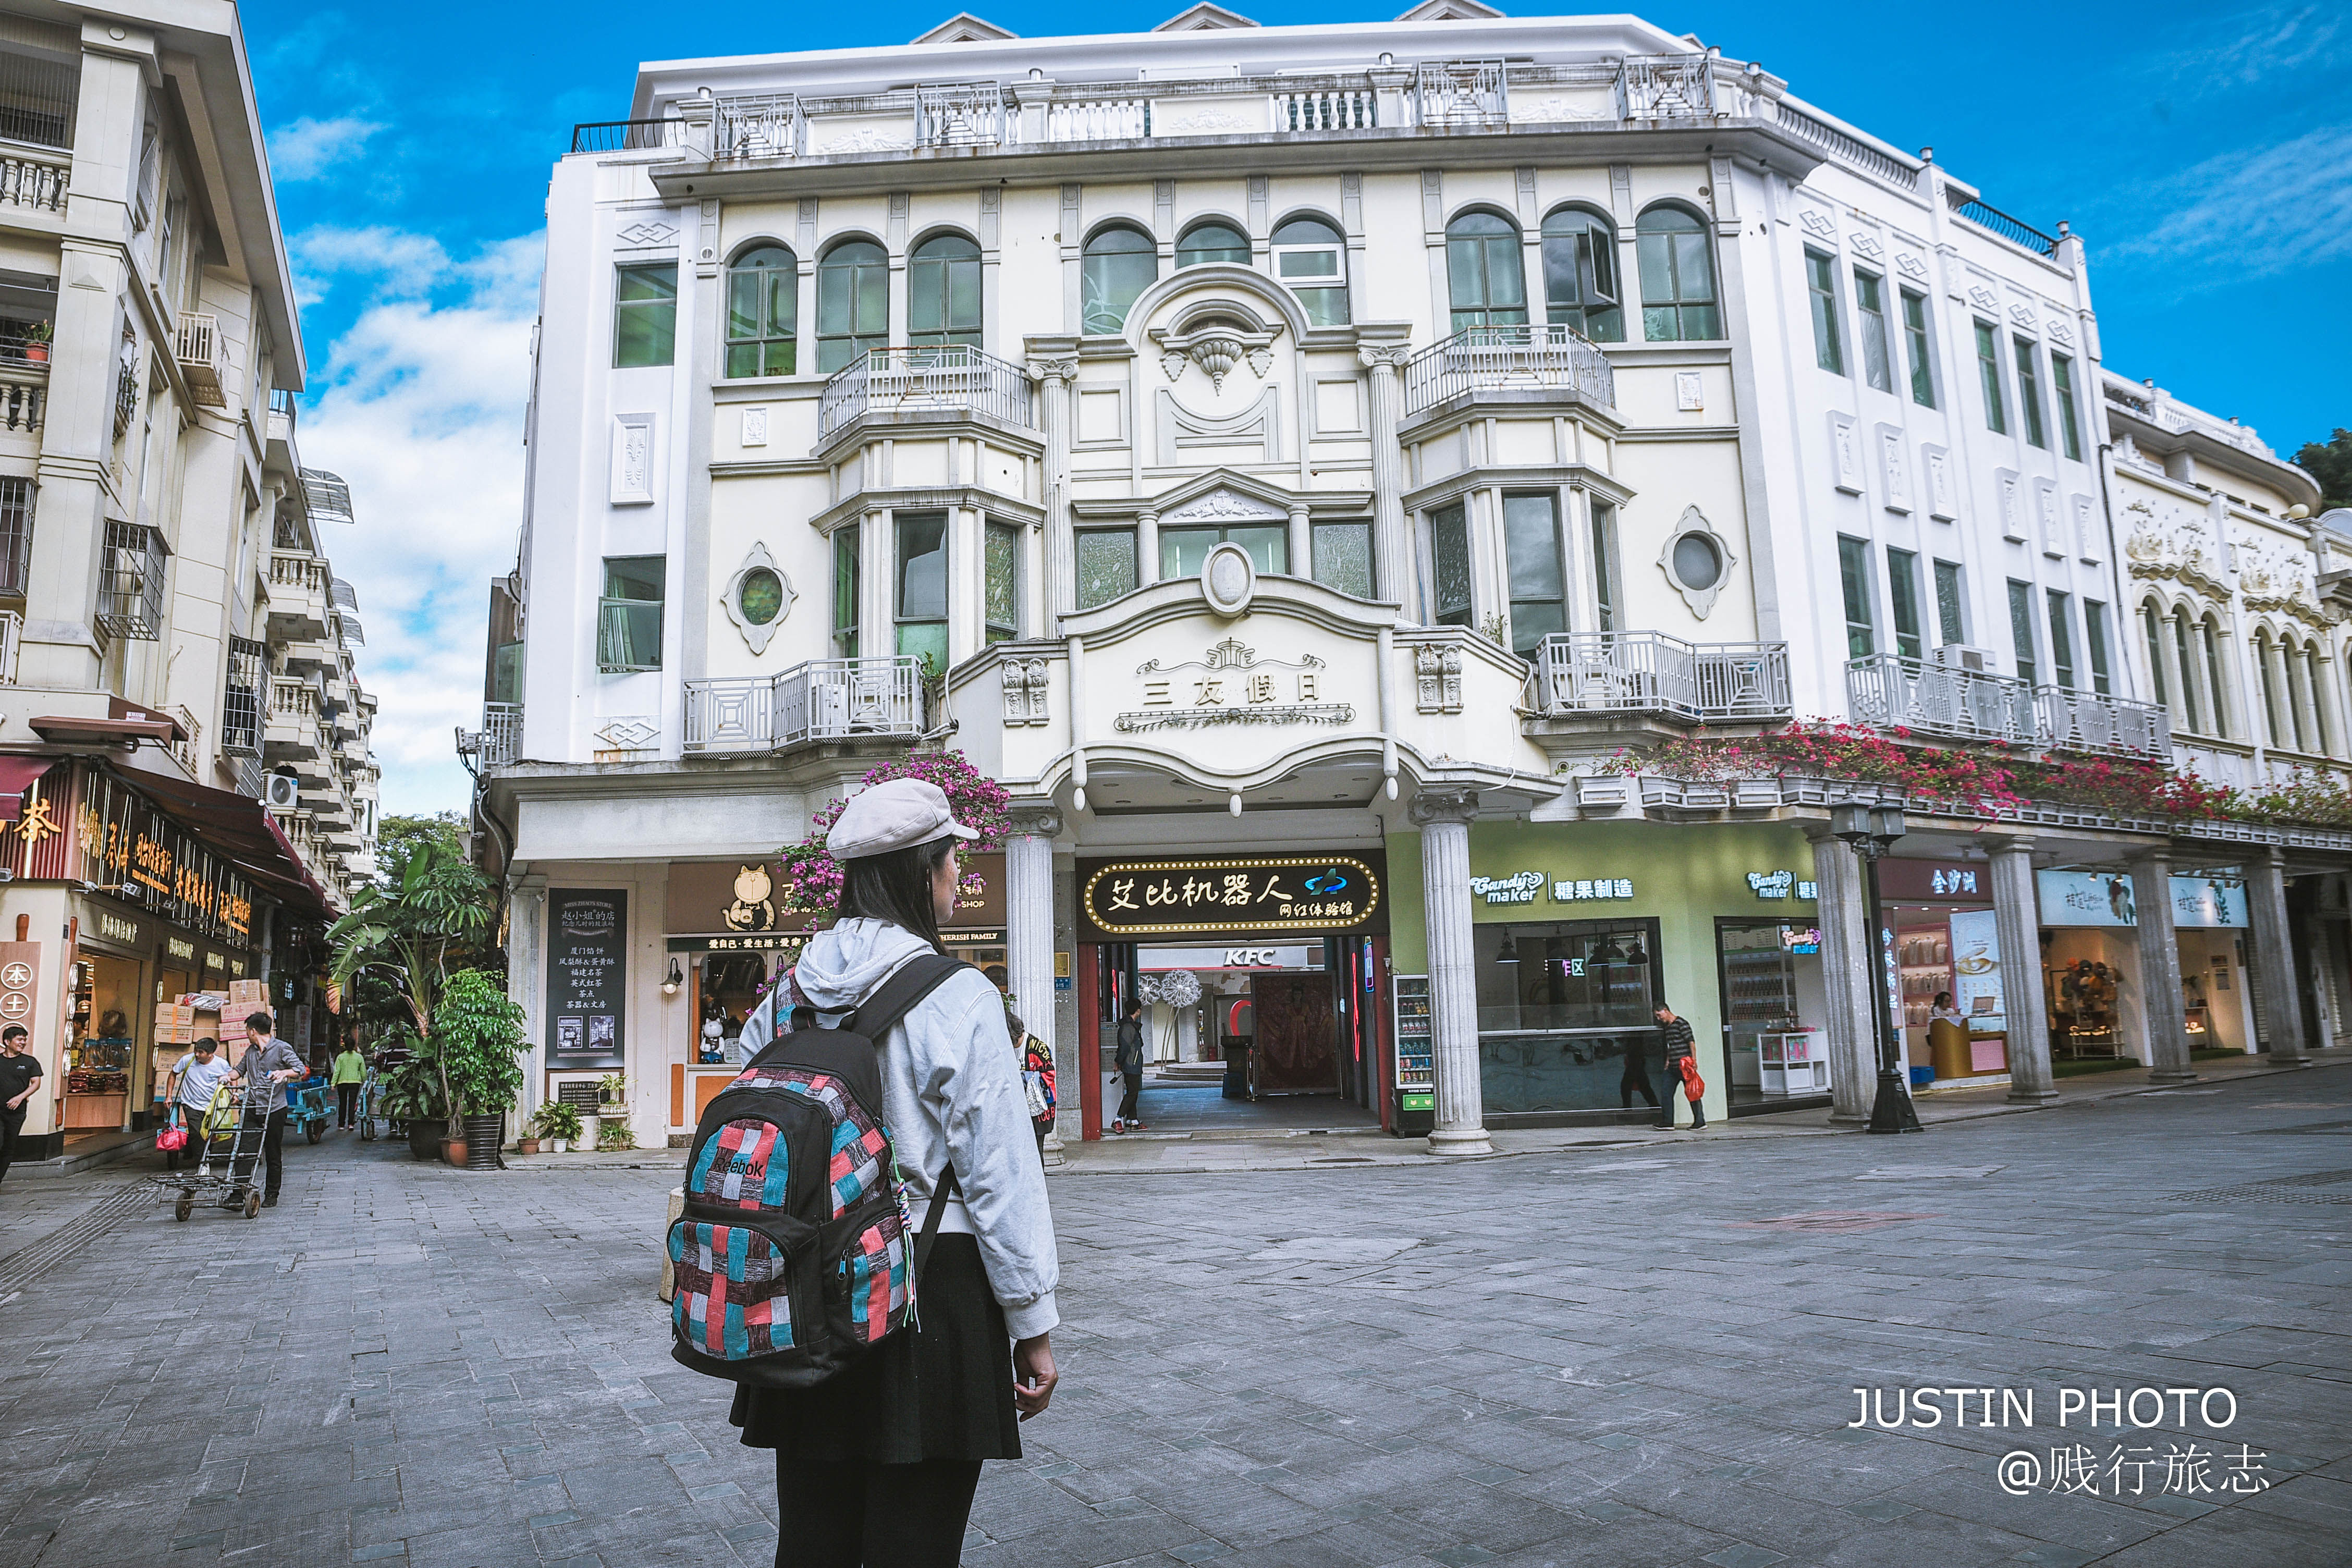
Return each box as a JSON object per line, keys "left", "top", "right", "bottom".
{"left": 484, "top": 3, "right": 2344, "bottom": 1156}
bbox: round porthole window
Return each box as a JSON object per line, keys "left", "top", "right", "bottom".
{"left": 738, "top": 566, "right": 786, "bottom": 626}
{"left": 1202, "top": 540, "right": 1257, "bottom": 617}
{"left": 1671, "top": 532, "right": 1723, "bottom": 591}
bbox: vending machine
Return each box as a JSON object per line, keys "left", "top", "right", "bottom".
{"left": 1390, "top": 975, "right": 1434, "bottom": 1135}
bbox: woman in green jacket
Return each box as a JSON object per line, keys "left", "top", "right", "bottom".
{"left": 330, "top": 1042, "right": 366, "bottom": 1131}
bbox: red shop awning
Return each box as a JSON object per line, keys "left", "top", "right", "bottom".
{"left": 0, "top": 754, "right": 57, "bottom": 822}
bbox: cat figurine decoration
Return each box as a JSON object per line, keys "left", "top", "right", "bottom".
{"left": 725, "top": 863, "right": 777, "bottom": 932}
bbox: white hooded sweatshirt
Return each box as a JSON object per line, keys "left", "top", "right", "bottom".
{"left": 758, "top": 917, "right": 1060, "bottom": 1340}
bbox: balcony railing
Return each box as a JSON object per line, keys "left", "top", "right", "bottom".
{"left": 1945, "top": 188, "right": 2058, "bottom": 257}
{"left": 1614, "top": 54, "right": 1716, "bottom": 120}
{"left": 172, "top": 313, "right": 228, "bottom": 407}
{"left": 0, "top": 151, "right": 67, "bottom": 213}
{"left": 570, "top": 118, "right": 683, "bottom": 154}
{"left": 1403, "top": 325, "right": 1616, "bottom": 417}
{"left": 817, "top": 345, "right": 1035, "bottom": 440}
{"left": 112, "top": 357, "right": 137, "bottom": 437}
{"left": 0, "top": 607, "right": 18, "bottom": 684}
{"left": 915, "top": 82, "right": 1008, "bottom": 148}
{"left": 1534, "top": 634, "right": 1791, "bottom": 723}
{"left": 715, "top": 93, "right": 803, "bottom": 158}
{"left": 1846, "top": 656, "right": 2172, "bottom": 761}
{"left": 479, "top": 702, "right": 522, "bottom": 767}
{"left": 684, "top": 657, "right": 923, "bottom": 752}
{"left": 1415, "top": 60, "right": 1506, "bottom": 126}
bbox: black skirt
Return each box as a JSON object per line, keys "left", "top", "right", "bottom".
{"left": 729, "top": 1233, "right": 1022, "bottom": 1465}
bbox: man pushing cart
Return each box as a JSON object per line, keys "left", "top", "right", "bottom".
{"left": 152, "top": 1012, "right": 305, "bottom": 1218}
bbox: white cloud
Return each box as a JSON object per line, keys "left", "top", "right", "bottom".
{"left": 2097, "top": 123, "right": 2352, "bottom": 290}
{"left": 267, "top": 115, "right": 384, "bottom": 182}
{"left": 293, "top": 231, "right": 545, "bottom": 816}
{"left": 287, "top": 224, "right": 451, "bottom": 308}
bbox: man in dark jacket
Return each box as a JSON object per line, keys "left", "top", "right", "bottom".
{"left": 1112, "top": 1012, "right": 1146, "bottom": 1131}
{"left": 1652, "top": 1001, "right": 1705, "bottom": 1131}
{"left": 228, "top": 1012, "right": 306, "bottom": 1208}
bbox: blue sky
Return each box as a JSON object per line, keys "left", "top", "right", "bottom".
{"left": 243, "top": 0, "right": 2348, "bottom": 818}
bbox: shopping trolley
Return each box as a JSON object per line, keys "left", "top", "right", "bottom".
{"left": 150, "top": 1081, "right": 271, "bottom": 1221}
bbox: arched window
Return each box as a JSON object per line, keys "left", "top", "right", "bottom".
{"left": 2199, "top": 614, "right": 2229, "bottom": 738}
{"left": 909, "top": 233, "right": 981, "bottom": 350}
{"left": 2288, "top": 638, "right": 2314, "bottom": 751}
{"left": 1081, "top": 225, "right": 1156, "bottom": 335}
{"left": 1175, "top": 220, "right": 1249, "bottom": 268}
{"left": 2142, "top": 603, "right": 2169, "bottom": 707}
{"left": 1272, "top": 215, "right": 1348, "bottom": 326}
{"left": 1446, "top": 211, "right": 1526, "bottom": 334}
{"left": 2255, "top": 630, "right": 2284, "bottom": 746}
{"left": 816, "top": 239, "right": 888, "bottom": 373}
{"left": 2171, "top": 612, "right": 2201, "bottom": 734}
{"left": 1636, "top": 205, "right": 1721, "bottom": 341}
{"left": 1540, "top": 207, "right": 1622, "bottom": 342}
{"left": 724, "top": 244, "right": 797, "bottom": 378}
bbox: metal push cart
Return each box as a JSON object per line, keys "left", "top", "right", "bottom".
{"left": 354, "top": 1064, "right": 385, "bottom": 1142}
{"left": 284, "top": 1076, "right": 333, "bottom": 1144}
{"left": 151, "top": 1082, "right": 271, "bottom": 1220}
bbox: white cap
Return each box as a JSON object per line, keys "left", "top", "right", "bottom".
{"left": 825, "top": 778, "right": 980, "bottom": 861}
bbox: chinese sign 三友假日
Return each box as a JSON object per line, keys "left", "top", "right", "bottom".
{"left": 548, "top": 889, "right": 628, "bottom": 1069}
{"left": 1079, "top": 854, "right": 1385, "bottom": 939}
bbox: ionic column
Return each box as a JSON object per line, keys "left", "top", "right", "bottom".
{"left": 1988, "top": 837, "right": 2057, "bottom": 1103}
{"left": 1136, "top": 509, "right": 1160, "bottom": 588}
{"left": 2127, "top": 847, "right": 2196, "bottom": 1082}
{"left": 1810, "top": 830, "right": 1877, "bottom": 1123}
{"left": 1287, "top": 503, "right": 1312, "bottom": 583}
{"left": 2247, "top": 846, "right": 2307, "bottom": 1064}
{"left": 1027, "top": 352, "right": 1077, "bottom": 617}
{"left": 1004, "top": 805, "right": 1063, "bottom": 1156}
{"left": 1410, "top": 788, "right": 1490, "bottom": 1155}
{"left": 1359, "top": 339, "right": 1414, "bottom": 611}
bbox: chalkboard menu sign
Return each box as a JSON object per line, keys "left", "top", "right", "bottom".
{"left": 549, "top": 889, "right": 628, "bottom": 1069}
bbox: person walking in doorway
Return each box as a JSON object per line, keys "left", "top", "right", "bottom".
{"left": 1652, "top": 1001, "right": 1706, "bottom": 1131}
{"left": 330, "top": 1040, "right": 366, "bottom": 1131}
{"left": 227, "top": 1012, "right": 304, "bottom": 1209}
{"left": 1112, "top": 1010, "right": 1146, "bottom": 1132}
{"left": 0, "top": 1024, "right": 43, "bottom": 1184}
{"left": 727, "top": 776, "right": 1059, "bottom": 1567}
{"left": 165, "top": 1037, "right": 235, "bottom": 1171}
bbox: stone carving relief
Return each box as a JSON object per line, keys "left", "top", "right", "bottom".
{"left": 593, "top": 716, "right": 659, "bottom": 751}
{"left": 1001, "top": 656, "right": 1051, "bottom": 726}
{"left": 2236, "top": 536, "right": 2332, "bottom": 626}
{"left": 1415, "top": 644, "right": 1463, "bottom": 714}
{"left": 1506, "top": 95, "right": 1606, "bottom": 123}
{"left": 826, "top": 128, "right": 912, "bottom": 153}
{"left": 1118, "top": 638, "right": 1350, "bottom": 733}
{"left": 2122, "top": 499, "right": 2229, "bottom": 601}
{"left": 2048, "top": 319, "right": 2074, "bottom": 346}
{"left": 617, "top": 220, "right": 678, "bottom": 247}
{"left": 1150, "top": 315, "right": 1279, "bottom": 392}
{"left": 1894, "top": 252, "right": 1929, "bottom": 280}
{"left": 1968, "top": 285, "right": 1999, "bottom": 313}
{"left": 2008, "top": 302, "right": 2037, "bottom": 328}
{"left": 1850, "top": 231, "right": 1884, "bottom": 260}
{"left": 1798, "top": 209, "right": 1837, "bottom": 239}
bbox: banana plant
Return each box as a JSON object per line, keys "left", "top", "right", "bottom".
{"left": 326, "top": 842, "right": 493, "bottom": 1116}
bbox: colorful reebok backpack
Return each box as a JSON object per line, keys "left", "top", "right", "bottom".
{"left": 668, "top": 952, "right": 967, "bottom": 1389}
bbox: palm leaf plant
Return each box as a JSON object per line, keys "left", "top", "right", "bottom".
{"left": 326, "top": 840, "right": 494, "bottom": 1119}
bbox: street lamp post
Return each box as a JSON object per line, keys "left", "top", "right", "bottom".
{"left": 1831, "top": 800, "right": 1924, "bottom": 1135}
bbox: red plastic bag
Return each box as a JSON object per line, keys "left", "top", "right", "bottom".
{"left": 1679, "top": 1057, "right": 1706, "bottom": 1102}
{"left": 156, "top": 1123, "right": 187, "bottom": 1152}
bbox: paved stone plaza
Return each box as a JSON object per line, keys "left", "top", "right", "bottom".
{"left": 0, "top": 1063, "right": 2345, "bottom": 1568}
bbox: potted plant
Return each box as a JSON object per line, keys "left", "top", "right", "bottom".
{"left": 436, "top": 969, "right": 528, "bottom": 1172}
{"left": 22, "top": 321, "right": 48, "bottom": 365}
{"left": 530, "top": 1099, "right": 582, "bottom": 1154}
{"left": 379, "top": 1036, "right": 449, "bottom": 1162}
{"left": 596, "top": 1116, "right": 636, "bottom": 1153}
{"left": 598, "top": 1071, "right": 628, "bottom": 1110}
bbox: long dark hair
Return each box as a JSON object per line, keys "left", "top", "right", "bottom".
{"left": 837, "top": 834, "right": 957, "bottom": 952}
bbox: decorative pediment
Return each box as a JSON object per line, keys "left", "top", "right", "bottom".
{"left": 1394, "top": 0, "right": 1505, "bottom": 18}
{"left": 2122, "top": 499, "right": 2229, "bottom": 601}
{"left": 1149, "top": 314, "right": 1278, "bottom": 391}
{"left": 1155, "top": 2, "right": 1259, "bottom": 28}
{"left": 910, "top": 13, "right": 1017, "bottom": 42}
{"left": 1162, "top": 485, "right": 1287, "bottom": 524}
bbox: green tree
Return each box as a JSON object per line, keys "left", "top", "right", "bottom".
{"left": 327, "top": 841, "right": 494, "bottom": 1115}
{"left": 2293, "top": 428, "right": 2352, "bottom": 511}
{"left": 376, "top": 810, "right": 466, "bottom": 888}
{"left": 435, "top": 969, "right": 528, "bottom": 1116}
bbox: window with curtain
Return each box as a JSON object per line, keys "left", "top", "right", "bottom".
{"left": 1839, "top": 536, "right": 1874, "bottom": 658}
{"left": 1636, "top": 206, "right": 1720, "bottom": 341}
{"left": 1589, "top": 500, "right": 1620, "bottom": 634}
{"left": 1933, "top": 559, "right": 1965, "bottom": 647}
{"left": 2048, "top": 590, "right": 2075, "bottom": 690}
{"left": 909, "top": 234, "right": 981, "bottom": 349}
{"left": 1075, "top": 528, "right": 1136, "bottom": 610}
{"left": 1430, "top": 504, "right": 1473, "bottom": 626}
{"left": 1175, "top": 220, "right": 1250, "bottom": 268}
{"left": 1886, "top": 547, "right": 1922, "bottom": 660}
{"left": 984, "top": 520, "right": 1021, "bottom": 643}
{"left": 2172, "top": 615, "right": 2200, "bottom": 731}
{"left": 2086, "top": 599, "right": 2111, "bottom": 695}
{"left": 1539, "top": 208, "right": 1621, "bottom": 341}
{"left": 2052, "top": 352, "right": 2083, "bottom": 460}
{"left": 832, "top": 528, "right": 859, "bottom": 658}
{"left": 1976, "top": 323, "right": 2006, "bottom": 433}
{"left": 1160, "top": 522, "right": 1286, "bottom": 581}
{"left": 1272, "top": 216, "right": 1349, "bottom": 326}
{"left": 612, "top": 263, "right": 677, "bottom": 368}
{"left": 2014, "top": 335, "right": 2047, "bottom": 449}
{"left": 2007, "top": 580, "right": 2037, "bottom": 686}
{"left": 1445, "top": 212, "right": 1526, "bottom": 334}
{"left": 816, "top": 240, "right": 888, "bottom": 372}
{"left": 724, "top": 246, "right": 797, "bottom": 377}
{"left": 597, "top": 556, "right": 665, "bottom": 672}
{"left": 2199, "top": 617, "right": 2227, "bottom": 734}
{"left": 1902, "top": 289, "right": 1936, "bottom": 407}
{"left": 894, "top": 512, "right": 948, "bottom": 672}
{"left": 1503, "top": 493, "right": 1566, "bottom": 656}
{"left": 1855, "top": 269, "right": 1892, "bottom": 392}
{"left": 2143, "top": 604, "right": 2168, "bottom": 706}
{"left": 1805, "top": 250, "right": 1843, "bottom": 373}
{"left": 1081, "top": 226, "right": 1157, "bottom": 334}
{"left": 1311, "top": 518, "right": 1374, "bottom": 599}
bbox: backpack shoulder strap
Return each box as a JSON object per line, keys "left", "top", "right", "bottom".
{"left": 847, "top": 952, "right": 971, "bottom": 1044}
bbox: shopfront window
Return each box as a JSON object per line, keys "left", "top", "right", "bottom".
{"left": 1718, "top": 921, "right": 1826, "bottom": 1104}
{"left": 1473, "top": 920, "right": 1655, "bottom": 1033}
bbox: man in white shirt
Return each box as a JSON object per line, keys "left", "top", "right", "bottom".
{"left": 165, "top": 1037, "right": 234, "bottom": 1171}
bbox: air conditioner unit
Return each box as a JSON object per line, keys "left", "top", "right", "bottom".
{"left": 265, "top": 774, "right": 302, "bottom": 810}
{"left": 1931, "top": 644, "right": 1995, "bottom": 673}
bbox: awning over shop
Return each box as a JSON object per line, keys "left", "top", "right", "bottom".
{"left": 0, "top": 754, "right": 55, "bottom": 822}
{"left": 113, "top": 766, "right": 336, "bottom": 918}
{"left": 29, "top": 713, "right": 186, "bottom": 746}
